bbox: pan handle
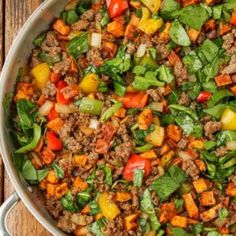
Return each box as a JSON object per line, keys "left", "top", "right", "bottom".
{"left": 0, "top": 192, "right": 20, "bottom": 236}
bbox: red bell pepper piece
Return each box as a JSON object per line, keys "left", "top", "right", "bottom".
{"left": 196, "top": 91, "right": 212, "bottom": 103}
{"left": 231, "top": 11, "right": 236, "bottom": 26}
{"left": 56, "top": 80, "right": 72, "bottom": 105}
{"left": 116, "top": 92, "right": 149, "bottom": 109}
{"left": 123, "top": 154, "right": 151, "bottom": 181}
{"left": 46, "top": 131, "right": 63, "bottom": 151}
{"left": 47, "top": 103, "right": 59, "bottom": 121}
{"left": 107, "top": 0, "right": 129, "bottom": 19}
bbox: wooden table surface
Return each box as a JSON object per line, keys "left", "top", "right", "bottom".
{"left": 0, "top": 0, "right": 51, "bottom": 235}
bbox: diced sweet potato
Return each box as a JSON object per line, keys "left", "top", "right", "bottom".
{"left": 214, "top": 74, "right": 232, "bottom": 87}
{"left": 138, "top": 109, "right": 153, "bottom": 130}
{"left": 200, "top": 191, "right": 216, "bottom": 206}
{"left": 73, "top": 176, "right": 89, "bottom": 193}
{"left": 140, "top": 150, "right": 157, "bottom": 159}
{"left": 193, "top": 178, "right": 208, "bottom": 193}
{"left": 171, "top": 216, "right": 188, "bottom": 228}
{"left": 107, "top": 21, "right": 125, "bottom": 38}
{"left": 200, "top": 204, "right": 221, "bottom": 222}
{"left": 53, "top": 19, "right": 70, "bottom": 36}
{"left": 125, "top": 213, "right": 140, "bottom": 231}
{"left": 188, "top": 28, "right": 200, "bottom": 41}
{"left": 183, "top": 193, "right": 199, "bottom": 219}
{"left": 74, "top": 155, "right": 88, "bottom": 167}
{"left": 219, "top": 22, "right": 232, "bottom": 36}
{"left": 115, "top": 192, "right": 132, "bottom": 202}
{"left": 226, "top": 182, "right": 236, "bottom": 197}
{"left": 47, "top": 118, "right": 64, "bottom": 134}
{"left": 55, "top": 183, "right": 68, "bottom": 199}
{"left": 166, "top": 124, "right": 182, "bottom": 142}
{"left": 159, "top": 202, "right": 177, "bottom": 223}
{"left": 168, "top": 51, "right": 181, "bottom": 66}
{"left": 194, "top": 159, "right": 206, "bottom": 172}
{"left": 47, "top": 170, "right": 59, "bottom": 184}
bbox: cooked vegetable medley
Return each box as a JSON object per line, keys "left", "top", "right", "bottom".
{"left": 5, "top": 0, "right": 236, "bottom": 235}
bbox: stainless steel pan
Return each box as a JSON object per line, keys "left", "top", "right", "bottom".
{"left": 0, "top": 1, "right": 69, "bottom": 235}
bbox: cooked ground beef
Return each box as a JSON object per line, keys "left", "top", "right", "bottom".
{"left": 46, "top": 199, "right": 63, "bottom": 219}
{"left": 103, "top": 216, "right": 126, "bottom": 236}
{"left": 204, "top": 121, "right": 221, "bottom": 139}
{"left": 57, "top": 212, "right": 77, "bottom": 233}
{"left": 182, "top": 160, "right": 200, "bottom": 180}
{"left": 178, "top": 92, "right": 191, "bottom": 106}
{"left": 215, "top": 146, "right": 227, "bottom": 157}
{"left": 146, "top": 89, "right": 162, "bottom": 101}
{"left": 177, "top": 136, "right": 188, "bottom": 149}
{"left": 72, "top": 20, "right": 89, "bottom": 31}
{"left": 86, "top": 47, "right": 103, "bottom": 66}
{"left": 53, "top": 52, "right": 71, "bottom": 75}
{"left": 173, "top": 61, "right": 189, "bottom": 86}
{"left": 126, "top": 42, "right": 136, "bottom": 55}
{"left": 42, "top": 81, "right": 57, "bottom": 98}
{"left": 81, "top": 9, "right": 95, "bottom": 21}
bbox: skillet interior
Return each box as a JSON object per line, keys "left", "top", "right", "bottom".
{"left": 0, "top": 0, "right": 69, "bottom": 235}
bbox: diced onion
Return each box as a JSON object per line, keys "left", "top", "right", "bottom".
{"left": 90, "top": 33, "right": 102, "bottom": 48}
{"left": 55, "top": 103, "right": 76, "bottom": 114}
{"left": 136, "top": 44, "right": 147, "bottom": 58}
{"left": 71, "top": 214, "right": 87, "bottom": 225}
{"left": 178, "top": 151, "right": 193, "bottom": 161}
{"left": 89, "top": 119, "right": 99, "bottom": 129}
{"left": 38, "top": 100, "right": 53, "bottom": 116}
{"left": 226, "top": 141, "right": 236, "bottom": 150}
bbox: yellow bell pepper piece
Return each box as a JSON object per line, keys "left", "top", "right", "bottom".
{"left": 140, "top": 7, "right": 151, "bottom": 22}
{"left": 98, "top": 192, "right": 120, "bottom": 220}
{"left": 145, "top": 125, "right": 165, "bottom": 146}
{"left": 160, "top": 150, "right": 175, "bottom": 167}
{"left": 141, "top": 0, "right": 161, "bottom": 13}
{"left": 220, "top": 108, "right": 236, "bottom": 130}
{"left": 138, "top": 18, "right": 164, "bottom": 35}
{"left": 79, "top": 73, "right": 99, "bottom": 93}
{"left": 32, "top": 63, "right": 51, "bottom": 89}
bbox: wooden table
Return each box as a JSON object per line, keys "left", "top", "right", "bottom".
{"left": 0, "top": 0, "right": 51, "bottom": 235}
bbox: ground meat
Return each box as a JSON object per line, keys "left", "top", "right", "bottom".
{"left": 126, "top": 42, "right": 136, "bottom": 55}
{"left": 182, "top": 160, "right": 200, "bottom": 180}
{"left": 177, "top": 136, "right": 188, "bottom": 149}
{"left": 53, "top": 52, "right": 71, "bottom": 75}
{"left": 46, "top": 199, "right": 63, "bottom": 219}
{"left": 81, "top": 9, "right": 95, "bottom": 21}
{"left": 156, "top": 43, "right": 169, "bottom": 59}
{"left": 140, "top": 34, "right": 153, "bottom": 48}
{"left": 222, "top": 32, "right": 235, "bottom": 50}
{"left": 72, "top": 20, "right": 89, "bottom": 31}
{"left": 197, "top": 32, "right": 206, "bottom": 44}
{"left": 41, "top": 81, "right": 57, "bottom": 98}
{"left": 125, "top": 72, "right": 134, "bottom": 85}
{"left": 41, "top": 31, "right": 61, "bottom": 56}
{"left": 146, "top": 89, "right": 162, "bottom": 101}
{"left": 228, "top": 172, "right": 236, "bottom": 184}
{"left": 64, "top": 75, "right": 78, "bottom": 85}
{"left": 178, "top": 92, "right": 191, "bottom": 106}
{"left": 206, "top": 30, "right": 218, "bottom": 39}
{"left": 222, "top": 55, "right": 236, "bottom": 74}
{"left": 30, "top": 49, "right": 42, "bottom": 68}
{"left": 57, "top": 211, "right": 77, "bottom": 233}
{"left": 173, "top": 61, "right": 189, "bottom": 86}
{"left": 151, "top": 191, "right": 159, "bottom": 207}
{"left": 86, "top": 48, "right": 103, "bottom": 66}
{"left": 204, "top": 121, "right": 221, "bottom": 139}
{"left": 215, "top": 146, "right": 227, "bottom": 157}
{"left": 115, "top": 142, "right": 133, "bottom": 163}
{"left": 71, "top": 213, "right": 93, "bottom": 226}
{"left": 103, "top": 216, "right": 126, "bottom": 236}
{"left": 130, "top": 186, "right": 139, "bottom": 210}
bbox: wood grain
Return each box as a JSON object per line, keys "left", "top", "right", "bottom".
{"left": 3, "top": 0, "right": 51, "bottom": 235}
{"left": 0, "top": 0, "right": 4, "bottom": 205}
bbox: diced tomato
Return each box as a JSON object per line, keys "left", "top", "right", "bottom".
{"left": 56, "top": 80, "right": 73, "bottom": 105}
{"left": 47, "top": 104, "right": 59, "bottom": 121}
{"left": 196, "top": 91, "right": 212, "bottom": 103}
{"left": 231, "top": 11, "right": 236, "bottom": 26}
{"left": 46, "top": 131, "right": 63, "bottom": 151}
{"left": 107, "top": 0, "right": 129, "bottom": 19}
{"left": 116, "top": 92, "right": 148, "bottom": 109}
{"left": 50, "top": 73, "right": 61, "bottom": 83}
{"left": 123, "top": 154, "right": 151, "bottom": 181}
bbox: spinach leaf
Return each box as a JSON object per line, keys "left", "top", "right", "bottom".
{"left": 213, "top": 5, "right": 223, "bottom": 20}
{"left": 61, "top": 10, "right": 79, "bottom": 25}
{"left": 218, "top": 208, "right": 229, "bottom": 220}
{"left": 15, "top": 124, "right": 41, "bottom": 153}
{"left": 100, "top": 102, "right": 122, "bottom": 123}
{"left": 89, "top": 200, "right": 101, "bottom": 216}
{"left": 76, "top": 0, "right": 92, "bottom": 15}
{"left": 202, "top": 81, "right": 217, "bottom": 93}
{"left": 22, "top": 160, "right": 38, "bottom": 182}
{"left": 134, "top": 169, "right": 144, "bottom": 187}
{"left": 169, "top": 20, "right": 191, "bottom": 46}
{"left": 100, "top": 8, "right": 110, "bottom": 27}
{"left": 91, "top": 218, "right": 106, "bottom": 236}
{"left": 12, "top": 153, "right": 27, "bottom": 171}
{"left": 39, "top": 51, "right": 61, "bottom": 66}
{"left": 77, "top": 188, "right": 91, "bottom": 210}
{"left": 224, "top": 0, "right": 236, "bottom": 10}
{"left": 16, "top": 99, "right": 37, "bottom": 133}
{"left": 193, "top": 223, "right": 203, "bottom": 235}
{"left": 132, "top": 74, "right": 164, "bottom": 90}
{"left": 207, "top": 89, "right": 233, "bottom": 108}
{"left": 204, "top": 104, "right": 229, "bottom": 119}
{"left": 67, "top": 33, "right": 89, "bottom": 59}
{"left": 203, "top": 51, "right": 229, "bottom": 81}
{"left": 183, "top": 51, "right": 203, "bottom": 74}
{"left": 99, "top": 165, "right": 113, "bottom": 186}
{"left": 158, "top": 65, "right": 174, "bottom": 83}
{"left": 3, "top": 92, "right": 13, "bottom": 128}
{"left": 33, "top": 33, "right": 46, "bottom": 47}
{"left": 61, "top": 191, "right": 78, "bottom": 212}
{"left": 181, "top": 82, "right": 201, "bottom": 100}
{"left": 160, "top": 0, "right": 181, "bottom": 18}
{"left": 199, "top": 39, "right": 219, "bottom": 62}
{"left": 179, "top": 5, "right": 209, "bottom": 30}
{"left": 204, "top": 141, "right": 217, "bottom": 151}
{"left": 174, "top": 198, "right": 184, "bottom": 211}
{"left": 52, "top": 163, "right": 64, "bottom": 179}
{"left": 171, "top": 227, "right": 191, "bottom": 236}
{"left": 37, "top": 168, "right": 49, "bottom": 182}
{"left": 140, "top": 189, "right": 161, "bottom": 231}
{"left": 151, "top": 166, "right": 187, "bottom": 201}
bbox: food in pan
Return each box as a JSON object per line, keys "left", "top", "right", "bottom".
{"left": 5, "top": 0, "right": 236, "bottom": 235}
